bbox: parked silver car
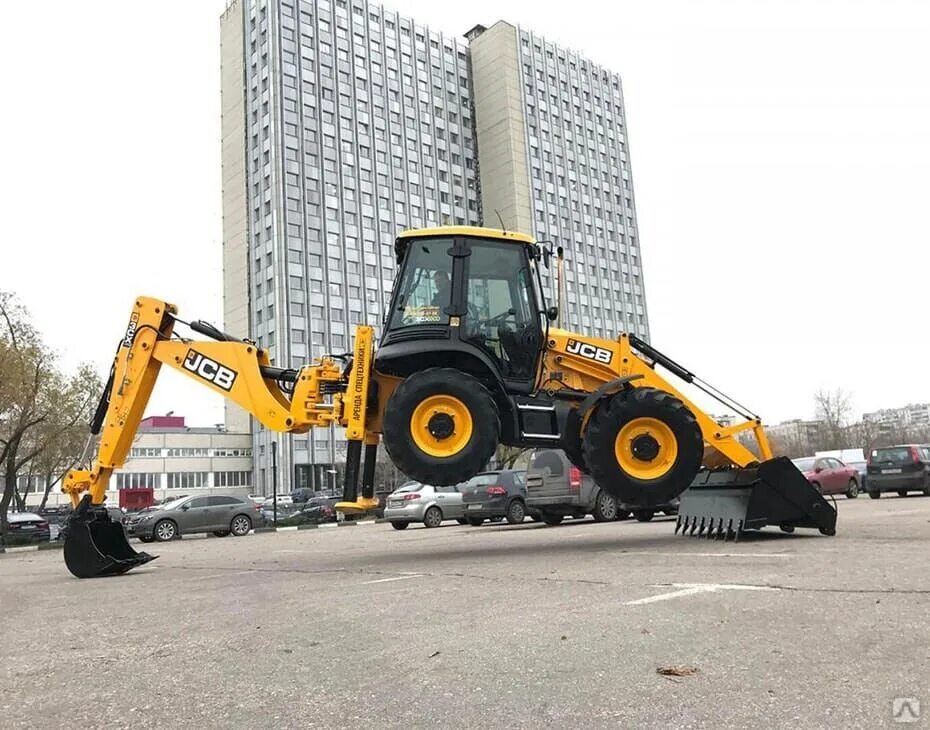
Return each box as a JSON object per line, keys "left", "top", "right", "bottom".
{"left": 126, "top": 495, "right": 263, "bottom": 542}
{"left": 383, "top": 482, "right": 468, "bottom": 530}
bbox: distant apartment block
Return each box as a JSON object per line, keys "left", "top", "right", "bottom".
{"left": 863, "top": 403, "right": 930, "bottom": 433}
{"left": 766, "top": 419, "right": 825, "bottom": 450}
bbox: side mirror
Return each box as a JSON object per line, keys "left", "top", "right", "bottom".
{"left": 814, "top": 467, "right": 823, "bottom": 474}
{"left": 546, "top": 306, "right": 559, "bottom": 322}
{"left": 181, "top": 504, "right": 190, "bottom": 511}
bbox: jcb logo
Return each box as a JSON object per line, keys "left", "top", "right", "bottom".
{"left": 183, "top": 350, "right": 237, "bottom": 391}
{"left": 122, "top": 313, "right": 139, "bottom": 348}
{"left": 565, "top": 339, "right": 613, "bottom": 364}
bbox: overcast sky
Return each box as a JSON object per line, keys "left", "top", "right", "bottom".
{"left": 1, "top": 0, "right": 928, "bottom": 428}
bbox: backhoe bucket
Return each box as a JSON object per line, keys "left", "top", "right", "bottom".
{"left": 676, "top": 457, "right": 837, "bottom": 539}
{"left": 63, "top": 498, "right": 157, "bottom": 578}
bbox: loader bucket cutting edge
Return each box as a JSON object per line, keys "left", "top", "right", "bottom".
{"left": 677, "top": 456, "right": 837, "bottom": 539}
{"left": 63, "top": 501, "right": 157, "bottom": 579}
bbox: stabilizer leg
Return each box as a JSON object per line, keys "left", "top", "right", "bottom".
{"left": 335, "top": 436, "right": 380, "bottom": 518}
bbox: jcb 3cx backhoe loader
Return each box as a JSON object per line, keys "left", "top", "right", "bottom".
{"left": 61, "top": 226, "right": 836, "bottom": 578}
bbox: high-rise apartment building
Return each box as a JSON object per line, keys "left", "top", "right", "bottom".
{"left": 469, "top": 22, "right": 649, "bottom": 341}
{"left": 221, "top": 0, "right": 647, "bottom": 492}
{"left": 221, "top": 0, "right": 481, "bottom": 491}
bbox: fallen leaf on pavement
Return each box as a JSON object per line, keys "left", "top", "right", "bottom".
{"left": 656, "top": 665, "right": 699, "bottom": 677}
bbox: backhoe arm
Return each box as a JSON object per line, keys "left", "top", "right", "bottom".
{"left": 63, "top": 296, "right": 353, "bottom": 508}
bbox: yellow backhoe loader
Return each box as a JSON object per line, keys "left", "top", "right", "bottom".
{"left": 61, "top": 226, "right": 836, "bottom": 578}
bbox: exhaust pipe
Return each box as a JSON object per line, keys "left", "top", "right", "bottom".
{"left": 676, "top": 457, "right": 838, "bottom": 540}
{"left": 63, "top": 496, "right": 157, "bottom": 578}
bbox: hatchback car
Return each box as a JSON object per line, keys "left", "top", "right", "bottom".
{"left": 383, "top": 482, "right": 468, "bottom": 529}
{"left": 4, "top": 512, "right": 51, "bottom": 544}
{"left": 791, "top": 456, "right": 860, "bottom": 497}
{"left": 126, "top": 495, "right": 262, "bottom": 541}
{"left": 460, "top": 470, "right": 529, "bottom": 525}
{"left": 866, "top": 445, "right": 930, "bottom": 498}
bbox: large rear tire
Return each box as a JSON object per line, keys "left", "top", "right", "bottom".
{"left": 382, "top": 368, "right": 499, "bottom": 486}
{"left": 582, "top": 387, "right": 704, "bottom": 506}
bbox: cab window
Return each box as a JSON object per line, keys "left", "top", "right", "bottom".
{"left": 388, "top": 239, "right": 453, "bottom": 328}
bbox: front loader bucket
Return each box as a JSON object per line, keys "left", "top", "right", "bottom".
{"left": 676, "top": 456, "right": 837, "bottom": 539}
{"left": 63, "top": 498, "right": 157, "bottom": 578}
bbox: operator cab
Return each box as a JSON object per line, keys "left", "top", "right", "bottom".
{"left": 381, "top": 226, "right": 549, "bottom": 389}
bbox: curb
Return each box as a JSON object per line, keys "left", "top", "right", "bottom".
{"left": 1, "top": 519, "right": 385, "bottom": 556}
{"left": 0, "top": 541, "right": 64, "bottom": 554}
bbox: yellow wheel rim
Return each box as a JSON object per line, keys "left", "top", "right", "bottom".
{"left": 614, "top": 417, "right": 678, "bottom": 481}
{"left": 410, "top": 394, "right": 473, "bottom": 458}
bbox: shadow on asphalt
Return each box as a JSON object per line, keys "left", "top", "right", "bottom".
{"left": 338, "top": 521, "right": 822, "bottom": 569}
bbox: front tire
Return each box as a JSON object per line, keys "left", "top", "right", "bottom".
{"left": 582, "top": 387, "right": 704, "bottom": 506}
{"left": 592, "top": 490, "right": 618, "bottom": 522}
{"left": 897, "top": 490, "right": 908, "bottom": 497}
{"left": 506, "top": 499, "right": 526, "bottom": 525}
{"left": 391, "top": 521, "right": 410, "bottom": 530}
{"left": 382, "top": 368, "right": 500, "bottom": 486}
{"left": 868, "top": 490, "right": 881, "bottom": 499}
{"left": 456, "top": 518, "right": 469, "bottom": 525}
{"left": 153, "top": 519, "right": 177, "bottom": 542}
{"left": 467, "top": 517, "right": 484, "bottom": 527}
{"left": 634, "top": 510, "right": 654, "bottom": 522}
{"left": 846, "top": 479, "right": 859, "bottom": 499}
{"left": 423, "top": 506, "right": 443, "bottom": 528}
{"left": 138, "top": 536, "right": 155, "bottom": 543}
{"left": 541, "top": 513, "right": 564, "bottom": 526}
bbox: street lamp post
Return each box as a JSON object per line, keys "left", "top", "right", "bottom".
{"left": 272, "top": 440, "right": 278, "bottom": 525}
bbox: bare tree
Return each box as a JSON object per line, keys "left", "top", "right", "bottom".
{"left": 813, "top": 388, "right": 853, "bottom": 451}
{"left": 0, "top": 293, "right": 101, "bottom": 543}
{"left": 495, "top": 445, "right": 531, "bottom": 470}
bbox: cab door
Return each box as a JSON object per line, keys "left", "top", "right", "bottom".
{"left": 461, "top": 240, "right": 542, "bottom": 388}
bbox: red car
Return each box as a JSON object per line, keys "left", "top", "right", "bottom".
{"left": 791, "top": 456, "right": 860, "bottom": 498}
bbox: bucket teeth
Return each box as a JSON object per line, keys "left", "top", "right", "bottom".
{"left": 675, "top": 517, "right": 682, "bottom": 534}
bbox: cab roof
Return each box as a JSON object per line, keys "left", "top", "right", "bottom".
{"left": 394, "top": 225, "right": 536, "bottom": 262}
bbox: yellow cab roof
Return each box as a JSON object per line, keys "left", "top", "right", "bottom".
{"left": 394, "top": 226, "right": 536, "bottom": 261}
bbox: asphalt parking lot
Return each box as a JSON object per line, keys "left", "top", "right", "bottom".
{"left": 2, "top": 496, "right": 929, "bottom": 729}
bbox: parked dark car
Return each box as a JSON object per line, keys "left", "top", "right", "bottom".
{"left": 791, "top": 456, "right": 860, "bottom": 497}
{"left": 866, "top": 445, "right": 930, "bottom": 498}
{"left": 525, "top": 449, "right": 677, "bottom": 524}
{"left": 126, "top": 495, "right": 263, "bottom": 542}
{"left": 305, "top": 497, "right": 336, "bottom": 522}
{"left": 460, "top": 470, "right": 529, "bottom": 525}
{"left": 290, "top": 488, "right": 326, "bottom": 503}
{"left": 3, "top": 512, "right": 51, "bottom": 545}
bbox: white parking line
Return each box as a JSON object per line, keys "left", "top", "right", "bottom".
{"left": 618, "top": 552, "right": 791, "bottom": 559}
{"left": 359, "top": 574, "right": 425, "bottom": 585}
{"left": 625, "top": 582, "right": 778, "bottom": 606}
